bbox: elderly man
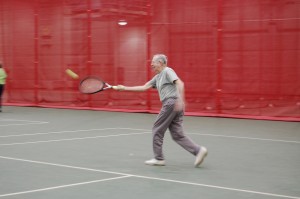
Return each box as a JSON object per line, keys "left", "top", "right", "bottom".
{"left": 114, "top": 54, "right": 207, "bottom": 167}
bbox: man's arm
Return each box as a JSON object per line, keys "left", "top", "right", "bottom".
{"left": 174, "top": 78, "right": 186, "bottom": 111}
{"left": 113, "top": 81, "right": 153, "bottom": 92}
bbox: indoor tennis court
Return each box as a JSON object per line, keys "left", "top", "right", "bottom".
{"left": 0, "top": 0, "right": 299, "bottom": 199}
{"left": 0, "top": 106, "right": 299, "bottom": 199}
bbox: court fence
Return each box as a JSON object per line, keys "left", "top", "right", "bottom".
{"left": 0, "top": 0, "right": 299, "bottom": 121}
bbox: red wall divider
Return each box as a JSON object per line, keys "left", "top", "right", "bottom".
{"left": 0, "top": 0, "right": 299, "bottom": 121}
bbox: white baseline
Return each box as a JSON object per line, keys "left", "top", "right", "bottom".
{"left": 0, "top": 156, "right": 299, "bottom": 199}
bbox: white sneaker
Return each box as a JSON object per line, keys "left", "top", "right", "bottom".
{"left": 194, "top": 147, "right": 208, "bottom": 167}
{"left": 145, "top": 158, "right": 165, "bottom": 166}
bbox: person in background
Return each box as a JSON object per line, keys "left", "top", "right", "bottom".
{"left": 113, "top": 54, "right": 208, "bottom": 167}
{"left": 0, "top": 62, "right": 7, "bottom": 112}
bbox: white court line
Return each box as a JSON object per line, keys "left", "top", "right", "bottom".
{"left": 1, "top": 127, "right": 298, "bottom": 145}
{"left": 0, "top": 176, "right": 131, "bottom": 197}
{"left": 0, "top": 132, "right": 151, "bottom": 146}
{"left": 190, "top": 133, "right": 300, "bottom": 144}
{"left": 0, "top": 122, "right": 48, "bottom": 127}
{"left": 0, "top": 119, "right": 48, "bottom": 127}
{"left": 0, "top": 156, "right": 299, "bottom": 199}
{"left": 0, "top": 127, "right": 149, "bottom": 138}
{"left": 0, "top": 119, "right": 47, "bottom": 122}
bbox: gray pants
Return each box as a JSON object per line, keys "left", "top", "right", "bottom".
{"left": 152, "top": 98, "right": 200, "bottom": 160}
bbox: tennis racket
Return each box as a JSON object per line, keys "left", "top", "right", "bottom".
{"left": 79, "top": 76, "right": 115, "bottom": 94}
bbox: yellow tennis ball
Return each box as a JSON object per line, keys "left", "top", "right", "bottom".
{"left": 66, "top": 69, "right": 79, "bottom": 79}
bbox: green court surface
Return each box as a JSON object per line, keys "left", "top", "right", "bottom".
{"left": 0, "top": 106, "right": 299, "bottom": 199}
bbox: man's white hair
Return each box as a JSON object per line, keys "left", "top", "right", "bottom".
{"left": 153, "top": 54, "right": 168, "bottom": 65}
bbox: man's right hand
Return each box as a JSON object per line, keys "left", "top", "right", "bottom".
{"left": 112, "top": 85, "right": 125, "bottom": 91}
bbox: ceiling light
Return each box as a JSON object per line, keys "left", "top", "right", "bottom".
{"left": 118, "top": 20, "right": 127, "bottom": 26}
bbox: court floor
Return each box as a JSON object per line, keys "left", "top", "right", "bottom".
{"left": 0, "top": 106, "right": 299, "bottom": 199}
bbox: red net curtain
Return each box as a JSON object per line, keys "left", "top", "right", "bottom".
{"left": 0, "top": 0, "right": 299, "bottom": 121}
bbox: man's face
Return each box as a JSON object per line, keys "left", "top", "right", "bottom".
{"left": 151, "top": 59, "right": 162, "bottom": 74}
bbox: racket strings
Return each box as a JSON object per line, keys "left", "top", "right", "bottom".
{"left": 80, "top": 78, "right": 104, "bottom": 94}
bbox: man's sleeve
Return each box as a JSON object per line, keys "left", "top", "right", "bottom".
{"left": 149, "top": 75, "right": 157, "bottom": 88}
{"left": 167, "top": 68, "right": 179, "bottom": 83}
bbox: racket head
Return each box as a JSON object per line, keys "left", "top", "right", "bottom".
{"left": 79, "top": 76, "right": 105, "bottom": 94}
